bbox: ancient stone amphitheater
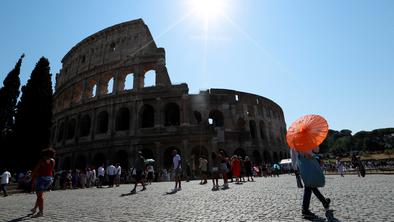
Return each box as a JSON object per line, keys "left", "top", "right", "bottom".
{"left": 52, "top": 19, "right": 289, "bottom": 171}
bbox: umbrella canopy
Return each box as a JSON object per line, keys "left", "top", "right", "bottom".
{"left": 144, "top": 159, "right": 155, "bottom": 164}
{"left": 286, "top": 114, "right": 329, "bottom": 152}
{"left": 273, "top": 164, "right": 280, "bottom": 169}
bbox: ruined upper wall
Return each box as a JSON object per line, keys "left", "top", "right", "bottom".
{"left": 56, "top": 19, "right": 165, "bottom": 90}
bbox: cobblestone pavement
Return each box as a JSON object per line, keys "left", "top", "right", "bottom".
{"left": 0, "top": 175, "right": 393, "bottom": 222}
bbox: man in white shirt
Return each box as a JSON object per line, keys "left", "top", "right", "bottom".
{"left": 115, "top": 163, "right": 122, "bottom": 187}
{"left": 106, "top": 164, "right": 116, "bottom": 187}
{"left": 97, "top": 165, "right": 105, "bottom": 188}
{"left": 172, "top": 150, "right": 182, "bottom": 192}
{"left": 1, "top": 169, "right": 11, "bottom": 197}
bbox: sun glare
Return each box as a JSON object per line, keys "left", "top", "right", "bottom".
{"left": 190, "top": 0, "right": 227, "bottom": 21}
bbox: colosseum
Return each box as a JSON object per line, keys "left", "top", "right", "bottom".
{"left": 52, "top": 19, "right": 289, "bottom": 172}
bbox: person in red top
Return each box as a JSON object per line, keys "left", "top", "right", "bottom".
{"left": 231, "top": 155, "right": 241, "bottom": 184}
{"left": 30, "top": 148, "right": 56, "bottom": 218}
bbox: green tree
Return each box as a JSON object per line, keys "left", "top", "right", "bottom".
{"left": 0, "top": 54, "right": 24, "bottom": 134}
{"left": 15, "top": 57, "right": 53, "bottom": 169}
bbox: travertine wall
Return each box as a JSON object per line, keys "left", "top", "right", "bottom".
{"left": 52, "top": 19, "right": 289, "bottom": 171}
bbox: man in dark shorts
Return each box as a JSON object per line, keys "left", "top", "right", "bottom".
{"left": 130, "top": 151, "right": 146, "bottom": 194}
{"left": 172, "top": 150, "right": 182, "bottom": 192}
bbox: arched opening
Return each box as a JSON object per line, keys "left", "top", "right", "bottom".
{"left": 114, "top": 150, "right": 129, "bottom": 169}
{"left": 106, "top": 77, "right": 114, "bottom": 94}
{"left": 62, "top": 156, "right": 71, "bottom": 170}
{"left": 140, "top": 148, "right": 154, "bottom": 160}
{"left": 75, "top": 155, "right": 87, "bottom": 170}
{"left": 263, "top": 150, "right": 272, "bottom": 163}
{"left": 57, "top": 122, "right": 65, "bottom": 142}
{"left": 115, "top": 107, "right": 130, "bottom": 131}
{"left": 144, "top": 70, "right": 156, "bottom": 87}
{"left": 79, "top": 114, "right": 91, "bottom": 137}
{"left": 66, "top": 119, "right": 76, "bottom": 140}
{"left": 259, "top": 121, "right": 266, "bottom": 140}
{"left": 237, "top": 118, "right": 246, "bottom": 130}
{"left": 191, "top": 146, "right": 209, "bottom": 169}
{"left": 124, "top": 73, "right": 134, "bottom": 90}
{"left": 233, "top": 148, "right": 246, "bottom": 159}
{"left": 249, "top": 120, "right": 257, "bottom": 139}
{"left": 91, "top": 84, "right": 97, "bottom": 97}
{"left": 140, "top": 105, "right": 155, "bottom": 128}
{"left": 208, "top": 109, "right": 224, "bottom": 127}
{"left": 92, "top": 153, "right": 106, "bottom": 168}
{"left": 252, "top": 150, "right": 262, "bottom": 164}
{"left": 193, "top": 111, "right": 202, "bottom": 124}
{"left": 96, "top": 111, "right": 109, "bottom": 134}
{"left": 273, "top": 152, "right": 279, "bottom": 163}
{"left": 164, "top": 103, "right": 180, "bottom": 126}
{"left": 163, "top": 147, "right": 181, "bottom": 169}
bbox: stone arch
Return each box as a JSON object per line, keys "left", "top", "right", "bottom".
{"left": 72, "top": 82, "right": 83, "bottom": 103}
{"left": 79, "top": 114, "right": 91, "bottom": 137}
{"left": 114, "top": 150, "right": 129, "bottom": 169}
{"left": 164, "top": 102, "right": 180, "bottom": 126}
{"left": 273, "top": 152, "right": 279, "bottom": 163}
{"left": 140, "top": 148, "right": 155, "bottom": 160}
{"left": 249, "top": 120, "right": 257, "bottom": 139}
{"left": 252, "top": 150, "right": 262, "bottom": 164}
{"left": 259, "top": 120, "right": 266, "bottom": 140}
{"left": 123, "top": 73, "right": 134, "bottom": 90}
{"left": 57, "top": 122, "right": 65, "bottom": 142}
{"left": 233, "top": 148, "right": 246, "bottom": 159}
{"left": 263, "top": 150, "right": 272, "bottom": 163}
{"left": 140, "top": 104, "right": 155, "bottom": 128}
{"left": 208, "top": 109, "right": 224, "bottom": 127}
{"left": 75, "top": 155, "right": 87, "bottom": 170}
{"left": 106, "top": 77, "right": 114, "bottom": 94}
{"left": 96, "top": 111, "right": 109, "bottom": 134}
{"left": 115, "top": 107, "right": 130, "bottom": 131}
{"left": 86, "top": 79, "right": 97, "bottom": 98}
{"left": 100, "top": 73, "right": 114, "bottom": 95}
{"left": 92, "top": 153, "right": 106, "bottom": 168}
{"left": 62, "top": 156, "right": 71, "bottom": 170}
{"left": 237, "top": 118, "right": 246, "bottom": 130}
{"left": 144, "top": 70, "right": 156, "bottom": 87}
{"left": 163, "top": 146, "right": 181, "bottom": 169}
{"left": 66, "top": 118, "right": 77, "bottom": 140}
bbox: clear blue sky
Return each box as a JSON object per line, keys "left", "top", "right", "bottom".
{"left": 1, "top": 0, "right": 393, "bottom": 133}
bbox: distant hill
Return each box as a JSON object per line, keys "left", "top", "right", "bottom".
{"left": 319, "top": 128, "right": 394, "bottom": 155}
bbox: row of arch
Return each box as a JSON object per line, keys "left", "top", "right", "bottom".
{"left": 58, "top": 146, "right": 290, "bottom": 170}
{"left": 56, "top": 69, "right": 158, "bottom": 112}
{"left": 54, "top": 102, "right": 181, "bottom": 142}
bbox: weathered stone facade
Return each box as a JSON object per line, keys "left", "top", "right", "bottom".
{"left": 52, "top": 19, "right": 289, "bottom": 170}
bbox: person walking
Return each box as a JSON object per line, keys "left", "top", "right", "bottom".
{"left": 210, "top": 152, "right": 220, "bottom": 191}
{"left": 218, "top": 151, "right": 229, "bottom": 189}
{"left": 1, "top": 168, "right": 11, "bottom": 197}
{"left": 106, "top": 164, "right": 116, "bottom": 188}
{"left": 198, "top": 157, "right": 208, "bottom": 185}
{"left": 244, "top": 156, "right": 254, "bottom": 182}
{"left": 172, "top": 150, "right": 182, "bottom": 192}
{"left": 231, "top": 156, "right": 241, "bottom": 184}
{"left": 291, "top": 147, "right": 331, "bottom": 218}
{"left": 30, "top": 148, "right": 56, "bottom": 218}
{"left": 146, "top": 164, "right": 154, "bottom": 185}
{"left": 336, "top": 160, "right": 345, "bottom": 177}
{"left": 115, "top": 163, "right": 122, "bottom": 187}
{"left": 130, "top": 151, "right": 146, "bottom": 194}
{"left": 97, "top": 164, "right": 105, "bottom": 188}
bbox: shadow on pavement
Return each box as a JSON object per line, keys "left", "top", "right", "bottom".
{"left": 7, "top": 214, "right": 32, "bottom": 222}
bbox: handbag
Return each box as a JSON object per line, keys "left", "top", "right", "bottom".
{"left": 297, "top": 154, "right": 325, "bottom": 188}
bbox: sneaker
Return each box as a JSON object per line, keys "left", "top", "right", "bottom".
{"left": 323, "top": 198, "right": 331, "bottom": 210}
{"left": 302, "top": 209, "right": 316, "bottom": 218}
{"left": 130, "top": 189, "right": 136, "bottom": 194}
{"left": 176, "top": 187, "right": 182, "bottom": 191}
{"left": 140, "top": 187, "right": 146, "bottom": 191}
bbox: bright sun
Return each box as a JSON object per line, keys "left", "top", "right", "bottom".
{"left": 190, "top": 0, "right": 227, "bottom": 21}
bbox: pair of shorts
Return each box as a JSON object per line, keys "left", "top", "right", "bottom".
{"left": 36, "top": 176, "right": 53, "bottom": 192}
{"left": 220, "top": 163, "right": 229, "bottom": 173}
{"left": 174, "top": 168, "right": 182, "bottom": 177}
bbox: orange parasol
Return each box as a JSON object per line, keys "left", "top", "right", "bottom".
{"left": 286, "top": 114, "right": 329, "bottom": 152}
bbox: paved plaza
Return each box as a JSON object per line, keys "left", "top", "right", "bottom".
{"left": 0, "top": 175, "right": 393, "bottom": 221}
